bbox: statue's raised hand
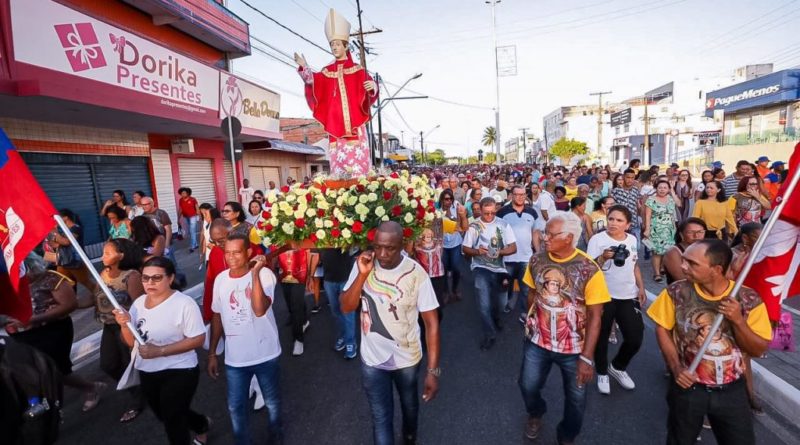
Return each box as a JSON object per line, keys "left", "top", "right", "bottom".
{"left": 294, "top": 52, "right": 307, "bottom": 69}
{"left": 363, "top": 80, "right": 377, "bottom": 93}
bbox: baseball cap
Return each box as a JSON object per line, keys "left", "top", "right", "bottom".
{"left": 770, "top": 161, "right": 785, "bottom": 169}
{"left": 757, "top": 156, "right": 770, "bottom": 163}
{"left": 711, "top": 161, "right": 724, "bottom": 168}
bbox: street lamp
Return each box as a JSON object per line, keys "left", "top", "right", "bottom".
{"left": 372, "top": 72, "right": 424, "bottom": 166}
{"left": 487, "top": 0, "right": 501, "bottom": 165}
{"left": 420, "top": 124, "right": 440, "bottom": 165}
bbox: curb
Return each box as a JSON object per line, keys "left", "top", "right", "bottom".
{"left": 644, "top": 290, "right": 800, "bottom": 420}
{"left": 71, "top": 282, "right": 205, "bottom": 370}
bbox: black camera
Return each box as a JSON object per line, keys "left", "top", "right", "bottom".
{"left": 611, "top": 244, "right": 630, "bottom": 267}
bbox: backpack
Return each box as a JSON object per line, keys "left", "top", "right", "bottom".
{"left": 0, "top": 336, "right": 63, "bottom": 445}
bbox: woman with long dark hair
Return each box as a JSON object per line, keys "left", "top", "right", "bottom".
{"left": 48, "top": 208, "right": 97, "bottom": 293}
{"left": 130, "top": 216, "right": 165, "bottom": 260}
{"left": 734, "top": 176, "right": 771, "bottom": 226}
{"left": 105, "top": 205, "right": 132, "bottom": 240}
{"left": 692, "top": 180, "right": 737, "bottom": 241}
{"left": 100, "top": 189, "right": 131, "bottom": 217}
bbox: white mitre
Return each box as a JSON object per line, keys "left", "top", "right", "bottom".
{"left": 324, "top": 8, "right": 351, "bottom": 43}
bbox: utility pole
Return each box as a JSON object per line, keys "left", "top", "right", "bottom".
{"left": 353, "top": 0, "right": 382, "bottom": 166}
{"left": 419, "top": 130, "right": 424, "bottom": 164}
{"left": 589, "top": 91, "right": 612, "bottom": 160}
{"left": 488, "top": 0, "right": 502, "bottom": 165}
{"left": 644, "top": 100, "right": 650, "bottom": 157}
{"left": 520, "top": 127, "right": 529, "bottom": 163}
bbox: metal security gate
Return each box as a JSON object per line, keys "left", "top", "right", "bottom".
{"left": 22, "top": 152, "right": 152, "bottom": 258}
{"left": 151, "top": 149, "right": 179, "bottom": 227}
{"left": 178, "top": 158, "right": 217, "bottom": 207}
{"left": 248, "top": 166, "right": 281, "bottom": 194}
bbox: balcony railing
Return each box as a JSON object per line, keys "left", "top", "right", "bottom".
{"left": 122, "top": 0, "right": 251, "bottom": 57}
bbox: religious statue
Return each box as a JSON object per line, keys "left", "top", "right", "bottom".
{"left": 294, "top": 9, "right": 377, "bottom": 177}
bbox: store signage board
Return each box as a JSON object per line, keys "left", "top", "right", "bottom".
{"left": 610, "top": 108, "right": 632, "bottom": 127}
{"left": 10, "top": 0, "right": 220, "bottom": 114}
{"left": 219, "top": 73, "right": 281, "bottom": 134}
{"left": 497, "top": 45, "right": 517, "bottom": 77}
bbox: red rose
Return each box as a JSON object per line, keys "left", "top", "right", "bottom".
{"left": 417, "top": 208, "right": 426, "bottom": 220}
{"left": 403, "top": 227, "right": 413, "bottom": 238}
{"left": 407, "top": 188, "right": 414, "bottom": 195}
{"left": 309, "top": 232, "right": 318, "bottom": 242}
{"left": 295, "top": 218, "right": 306, "bottom": 228}
{"left": 256, "top": 221, "right": 264, "bottom": 229}
{"left": 391, "top": 205, "right": 402, "bottom": 217}
{"left": 367, "top": 228, "right": 377, "bottom": 242}
{"left": 356, "top": 184, "right": 366, "bottom": 192}
{"left": 306, "top": 193, "right": 312, "bottom": 203}
{"left": 352, "top": 221, "right": 364, "bottom": 233}
{"left": 331, "top": 228, "right": 341, "bottom": 238}
{"left": 383, "top": 191, "right": 393, "bottom": 200}
{"left": 264, "top": 224, "right": 274, "bottom": 232}
{"left": 261, "top": 211, "right": 271, "bottom": 219}
{"left": 319, "top": 185, "right": 328, "bottom": 194}
{"left": 333, "top": 219, "right": 341, "bottom": 227}
{"left": 390, "top": 172, "right": 399, "bottom": 178}
{"left": 281, "top": 186, "right": 289, "bottom": 193}
{"left": 317, "top": 209, "right": 325, "bottom": 217}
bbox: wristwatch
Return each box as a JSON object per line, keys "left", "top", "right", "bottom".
{"left": 578, "top": 355, "right": 594, "bottom": 367}
{"left": 427, "top": 367, "right": 442, "bottom": 378}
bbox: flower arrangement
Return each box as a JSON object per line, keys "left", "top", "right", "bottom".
{"left": 254, "top": 170, "right": 440, "bottom": 249}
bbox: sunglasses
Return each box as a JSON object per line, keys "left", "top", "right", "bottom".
{"left": 141, "top": 274, "right": 165, "bottom": 283}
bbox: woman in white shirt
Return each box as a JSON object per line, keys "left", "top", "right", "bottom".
{"left": 114, "top": 256, "right": 209, "bottom": 445}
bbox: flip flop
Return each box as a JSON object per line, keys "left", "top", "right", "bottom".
{"left": 82, "top": 381, "right": 107, "bottom": 412}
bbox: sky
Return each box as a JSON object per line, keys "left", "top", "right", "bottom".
{"left": 227, "top": 0, "right": 800, "bottom": 159}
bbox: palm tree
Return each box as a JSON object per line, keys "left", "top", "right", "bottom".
{"left": 482, "top": 126, "right": 496, "bottom": 148}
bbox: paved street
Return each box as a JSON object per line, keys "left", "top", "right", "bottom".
{"left": 58, "top": 257, "right": 800, "bottom": 445}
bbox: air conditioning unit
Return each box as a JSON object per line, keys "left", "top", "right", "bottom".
{"left": 171, "top": 138, "right": 195, "bottom": 153}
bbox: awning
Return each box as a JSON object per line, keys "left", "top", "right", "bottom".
{"left": 388, "top": 154, "right": 409, "bottom": 161}
{"left": 244, "top": 139, "right": 327, "bottom": 156}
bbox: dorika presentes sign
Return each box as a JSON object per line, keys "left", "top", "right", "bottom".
{"left": 10, "top": 0, "right": 219, "bottom": 114}
{"left": 219, "top": 73, "right": 281, "bottom": 134}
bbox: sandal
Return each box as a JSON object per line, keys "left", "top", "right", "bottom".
{"left": 192, "top": 416, "right": 213, "bottom": 445}
{"left": 119, "top": 408, "right": 141, "bottom": 423}
{"left": 654, "top": 275, "right": 663, "bottom": 283}
{"left": 82, "top": 381, "right": 107, "bottom": 412}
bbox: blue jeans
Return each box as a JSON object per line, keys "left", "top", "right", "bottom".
{"left": 361, "top": 362, "right": 420, "bottom": 445}
{"left": 504, "top": 262, "right": 530, "bottom": 314}
{"left": 518, "top": 342, "right": 587, "bottom": 443}
{"left": 323, "top": 280, "right": 356, "bottom": 346}
{"left": 473, "top": 267, "right": 503, "bottom": 339}
{"left": 442, "top": 246, "right": 463, "bottom": 294}
{"left": 182, "top": 216, "right": 198, "bottom": 249}
{"left": 225, "top": 357, "right": 282, "bottom": 445}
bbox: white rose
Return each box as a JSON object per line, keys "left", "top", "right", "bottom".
{"left": 358, "top": 194, "right": 369, "bottom": 204}
{"left": 355, "top": 203, "right": 370, "bottom": 216}
{"left": 404, "top": 213, "right": 414, "bottom": 224}
{"left": 368, "top": 193, "right": 378, "bottom": 202}
{"left": 285, "top": 193, "right": 296, "bottom": 203}
{"left": 270, "top": 217, "right": 279, "bottom": 226}
{"left": 267, "top": 193, "right": 277, "bottom": 204}
{"left": 375, "top": 206, "right": 386, "bottom": 217}
{"left": 399, "top": 190, "right": 408, "bottom": 200}
{"left": 345, "top": 217, "right": 355, "bottom": 225}
{"left": 318, "top": 200, "right": 330, "bottom": 210}
{"left": 315, "top": 218, "right": 324, "bottom": 228}
{"left": 348, "top": 196, "right": 358, "bottom": 206}
{"left": 381, "top": 215, "right": 389, "bottom": 221}
{"left": 424, "top": 212, "right": 435, "bottom": 222}
{"left": 293, "top": 209, "right": 305, "bottom": 219}
{"left": 282, "top": 222, "right": 294, "bottom": 235}
{"left": 336, "top": 196, "right": 345, "bottom": 206}
{"left": 306, "top": 208, "right": 316, "bottom": 218}
{"left": 342, "top": 228, "right": 352, "bottom": 239}
{"left": 367, "top": 183, "right": 379, "bottom": 192}
{"left": 324, "top": 220, "right": 334, "bottom": 228}
{"left": 316, "top": 229, "right": 326, "bottom": 240}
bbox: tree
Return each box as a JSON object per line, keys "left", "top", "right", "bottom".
{"left": 482, "top": 126, "right": 496, "bottom": 148}
{"left": 484, "top": 152, "right": 504, "bottom": 164}
{"left": 466, "top": 155, "right": 479, "bottom": 164}
{"left": 549, "top": 138, "right": 589, "bottom": 165}
{"left": 412, "top": 148, "right": 446, "bottom": 165}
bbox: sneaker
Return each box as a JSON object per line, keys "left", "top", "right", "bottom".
{"left": 334, "top": 338, "right": 345, "bottom": 352}
{"left": 311, "top": 305, "right": 321, "bottom": 314}
{"left": 292, "top": 340, "right": 304, "bottom": 356}
{"left": 608, "top": 364, "right": 635, "bottom": 390}
{"left": 524, "top": 416, "right": 542, "bottom": 440}
{"left": 597, "top": 375, "right": 611, "bottom": 395}
{"left": 519, "top": 313, "right": 527, "bottom": 324}
{"left": 344, "top": 344, "right": 358, "bottom": 360}
{"left": 302, "top": 321, "right": 310, "bottom": 333}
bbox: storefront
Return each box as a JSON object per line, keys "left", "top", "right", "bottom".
{"left": 1, "top": 0, "right": 282, "bottom": 255}
{"left": 705, "top": 69, "right": 800, "bottom": 146}
{"left": 242, "top": 140, "right": 326, "bottom": 191}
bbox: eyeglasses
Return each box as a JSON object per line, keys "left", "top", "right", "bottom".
{"left": 141, "top": 274, "right": 165, "bottom": 283}
{"left": 542, "top": 231, "right": 566, "bottom": 240}
{"left": 685, "top": 230, "right": 706, "bottom": 237}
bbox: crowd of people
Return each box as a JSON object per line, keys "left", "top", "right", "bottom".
{"left": 0, "top": 154, "right": 792, "bottom": 445}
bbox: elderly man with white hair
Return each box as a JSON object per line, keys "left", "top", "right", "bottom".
{"left": 518, "top": 211, "right": 611, "bottom": 444}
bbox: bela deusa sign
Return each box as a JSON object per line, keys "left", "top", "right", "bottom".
{"left": 10, "top": 0, "right": 219, "bottom": 114}
{"left": 219, "top": 73, "right": 281, "bottom": 134}
{"left": 706, "top": 84, "right": 781, "bottom": 109}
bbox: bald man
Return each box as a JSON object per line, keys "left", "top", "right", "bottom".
{"left": 340, "top": 222, "right": 441, "bottom": 445}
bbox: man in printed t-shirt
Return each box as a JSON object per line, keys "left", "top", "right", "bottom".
{"left": 462, "top": 197, "right": 517, "bottom": 351}
{"left": 518, "top": 211, "right": 610, "bottom": 444}
{"left": 648, "top": 239, "right": 771, "bottom": 445}
{"left": 340, "top": 222, "right": 440, "bottom": 445}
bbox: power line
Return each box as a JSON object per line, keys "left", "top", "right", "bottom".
{"left": 699, "top": 0, "right": 796, "bottom": 48}
{"left": 237, "top": 0, "right": 331, "bottom": 54}
{"left": 704, "top": 6, "right": 800, "bottom": 52}
{"left": 289, "top": 0, "right": 323, "bottom": 22}
{"left": 382, "top": 80, "right": 493, "bottom": 110}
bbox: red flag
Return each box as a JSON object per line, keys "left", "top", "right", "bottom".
{"left": 0, "top": 129, "right": 57, "bottom": 291}
{"left": 744, "top": 143, "right": 800, "bottom": 320}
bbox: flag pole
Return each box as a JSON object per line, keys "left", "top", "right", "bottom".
{"left": 689, "top": 165, "right": 800, "bottom": 373}
{"left": 53, "top": 215, "right": 146, "bottom": 345}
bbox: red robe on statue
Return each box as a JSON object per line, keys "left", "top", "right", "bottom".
{"left": 300, "top": 52, "right": 376, "bottom": 140}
